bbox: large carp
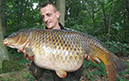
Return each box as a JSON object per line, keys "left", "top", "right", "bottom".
{"left": 3, "top": 28, "right": 125, "bottom": 81}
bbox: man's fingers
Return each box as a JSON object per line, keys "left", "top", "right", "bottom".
{"left": 27, "top": 56, "right": 34, "bottom": 61}
{"left": 24, "top": 53, "right": 28, "bottom": 58}
{"left": 84, "top": 54, "right": 90, "bottom": 60}
{"left": 17, "top": 50, "right": 22, "bottom": 53}
{"left": 23, "top": 52, "right": 34, "bottom": 61}
{"left": 29, "top": 56, "right": 34, "bottom": 61}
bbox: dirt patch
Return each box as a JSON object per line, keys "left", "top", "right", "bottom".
{"left": 0, "top": 67, "right": 29, "bottom": 81}
{"left": 0, "top": 63, "right": 36, "bottom": 81}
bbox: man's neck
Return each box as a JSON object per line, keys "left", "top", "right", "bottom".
{"left": 52, "top": 25, "right": 61, "bottom": 29}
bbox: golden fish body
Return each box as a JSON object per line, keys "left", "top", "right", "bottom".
{"left": 28, "top": 31, "right": 85, "bottom": 71}
{"left": 30, "top": 29, "right": 84, "bottom": 71}
{"left": 3, "top": 28, "right": 125, "bottom": 81}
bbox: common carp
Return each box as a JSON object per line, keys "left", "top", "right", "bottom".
{"left": 3, "top": 28, "right": 125, "bottom": 81}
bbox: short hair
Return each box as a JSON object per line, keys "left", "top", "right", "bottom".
{"left": 40, "top": 2, "right": 57, "bottom": 12}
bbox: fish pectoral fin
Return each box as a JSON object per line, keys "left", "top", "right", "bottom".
{"left": 90, "top": 57, "right": 100, "bottom": 64}
{"left": 87, "top": 45, "right": 101, "bottom": 64}
{"left": 25, "top": 47, "right": 34, "bottom": 56}
{"left": 55, "top": 70, "right": 67, "bottom": 78}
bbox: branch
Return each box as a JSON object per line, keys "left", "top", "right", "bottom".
{"left": 107, "top": 0, "right": 114, "bottom": 42}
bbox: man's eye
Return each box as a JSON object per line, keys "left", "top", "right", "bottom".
{"left": 41, "top": 16, "right": 44, "bottom": 19}
{"left": 47, "top": 13, "right": 51, "bottom": 16}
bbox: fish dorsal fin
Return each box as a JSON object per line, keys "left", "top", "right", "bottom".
{"left": 55, "top": 70, "right": 67, "bottom": 78}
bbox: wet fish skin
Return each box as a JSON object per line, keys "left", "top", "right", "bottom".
{"left": 3, "top": 28, "right": 125, "bottom": 81}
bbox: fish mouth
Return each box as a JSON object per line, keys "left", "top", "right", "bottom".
{"left": 3, "top": 42, "right": 15, "bottom": 48}
{"left": 2, "top": 39, "right": 8, "bottom": 45}
{"left": 2, "top": 39, "right": 15, "bottom": 48}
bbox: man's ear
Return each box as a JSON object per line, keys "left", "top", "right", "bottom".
{"left": 56, "top": 11, "right": 60, "bottom": 18}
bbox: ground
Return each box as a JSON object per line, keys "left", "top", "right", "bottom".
{"left": 0, "top": 64, "right": 31, "bottom": 81}
{"left": 0, "top": 57, "right": 129, "bottom": 81}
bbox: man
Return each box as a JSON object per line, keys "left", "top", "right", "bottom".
{"left": 21, "top": 2, "right": 89, "bottom": 81}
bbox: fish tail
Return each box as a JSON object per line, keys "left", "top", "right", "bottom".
{"left": 104, "top": 53, "right": 125, "bottom": 81}
{"left": 89, "top": 44, "right": 125, "bottom": 81}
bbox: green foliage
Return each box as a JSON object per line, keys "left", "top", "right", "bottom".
{"left": 0, "top": 59, "right": 25, "bottom": 74}
{"left": 83, "top": 60, "right": 106, "bottom": 80}
{"left": 0, "top": 77, "right": 17, "bottom": 81}
{"left": 6, "top": 0, "right": 45, "bottom": 35}
{"left": 65, "top": 0, "right": 129, "bottom": 43}
{"left": 6, "top": 47, "right": 31, "bottom": 64}
{"left": 112, "top": 22, "right": 122, "bottom": 31}
{"left": 87, "top": 72, "right": 94, "bottom": 81}
{"left": 83, "top": 57, "right": 129, "bottom": 81}
{"left": 103, "top": 41, "right": 129, "bottom": 56}
{"left": 4, "top": 0, "right": 129, "bottom": 43}
{"left": 0, "top": 45, "right": 25, "bottom": 74}
{"left": 87, "top": 71, "right": 93, "bottom": 78}
{"left": 117, "top": 61, "right": 129, "bottom": 81}
{"left": 117, "top": 70, "right": 129, "bottom": 81}
{"left": 24, "top": 73, "right": 35, "bottom": 81}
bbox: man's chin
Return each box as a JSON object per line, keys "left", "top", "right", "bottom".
{"left": 47, "top": 25, "right": 53, "bottom": 29}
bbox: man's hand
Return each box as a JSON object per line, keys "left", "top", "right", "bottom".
{"left": 17, "top": 50, "right": 34, "bottom": 61}
{"left": 84, "top": 54, "right": 90, "bottom": 60}
{"left": 24, "top": 52, "right": 34, "bottom": 61}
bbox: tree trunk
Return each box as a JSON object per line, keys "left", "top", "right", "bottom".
{"left": 0, "top": 0, "right": 9, "bottom": 69}
{"left": 107, "top": 0, "right": 114, "bottom": 42}
{"left": 0, "top": 1, "right": 22, "bottom": 73}
{"left": 56, "top": 0, "right": 65, "bottom": 26}
{"left": 1, "top": 0, "right": 6, "bottom": 34}
{"left": 102, "top": 3, "right": 108, "bottom": 32}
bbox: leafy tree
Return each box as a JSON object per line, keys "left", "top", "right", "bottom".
{"left": 0, "top": 0, "right": 24, "bottom": 73}
{"left": 65, "top": 0, "right": 129, "bottom": 43}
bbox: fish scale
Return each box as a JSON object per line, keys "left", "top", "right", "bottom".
{"left": 28, "top": 30, "right": 105, "bottom": 70}
{"left": 3, "top": 28, "right": 125, "bottom": 81}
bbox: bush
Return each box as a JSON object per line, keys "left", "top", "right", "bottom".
{"left": 103, "top": 41, "right": 129, "bottom": 57}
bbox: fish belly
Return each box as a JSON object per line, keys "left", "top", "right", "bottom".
{"left": 32, "top": 45, "right": 84, "bottom": 72}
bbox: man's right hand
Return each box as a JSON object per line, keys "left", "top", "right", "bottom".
{"left": 84, "top": 54, "right": 90, "bottom": 60}
{"left": 17, "top": 50, "right": 34, "bottom": 61}
{"left": 24, "top": 52, "right": 34, "bottom": 61}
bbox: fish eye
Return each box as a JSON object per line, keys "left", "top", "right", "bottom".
{"left": 14, "top": 33, "right": 17, "bottom": 36}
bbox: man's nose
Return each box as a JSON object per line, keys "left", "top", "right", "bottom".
{"left": 44, "top": 16, "right": 48, "bottom": 22}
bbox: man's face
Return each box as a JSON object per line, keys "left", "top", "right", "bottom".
{"left": 40, "top": 5, "right": 60, "bottom": 29}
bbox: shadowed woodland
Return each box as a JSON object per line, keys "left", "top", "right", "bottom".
{"left": 0, "top": 0, "right": 129, "bottom": 81}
